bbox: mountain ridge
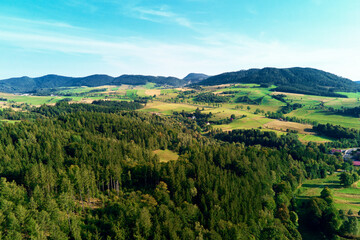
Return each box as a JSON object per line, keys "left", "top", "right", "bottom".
{"left": 0, "top": 68, "right": 358, "bottom": 97}
{"left": 195, "top": 67, "right": 359, "bottom": 97}
{"left": 0, "top": 74, "right": 186, "bottom": 93}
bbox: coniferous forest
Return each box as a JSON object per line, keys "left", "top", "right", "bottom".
{"left": 3, "top": 0, "right": 360, "bottom": 239}
{"left": 0, "top": 100, "right": 350, "bottom": 239}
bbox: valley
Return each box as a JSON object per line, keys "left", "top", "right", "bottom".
{"left": 2, "top": 80, "right": 359, "bottom": 143}
{"left": 0, "top": 68, "right": 359, "bottom": 239}
{"left": 3, "top": 0, "right": 360, "bottom": 238}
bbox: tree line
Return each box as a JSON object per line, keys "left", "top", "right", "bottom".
{"left": 0, "top": 101, "right": 349, "bottom": 239}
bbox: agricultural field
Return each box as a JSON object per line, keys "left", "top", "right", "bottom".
{"left": 297, "top": 173, "right": 360, "bottom": 236}
{"left": 140, "top": 84, "right": 359, "bottom": 142}
{"left": 0, "top": 83, "right": 359, "bottom": 143}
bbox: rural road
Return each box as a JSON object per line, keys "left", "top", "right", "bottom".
{"left": 343, "top": 148, "right": 359, "bottom": 161}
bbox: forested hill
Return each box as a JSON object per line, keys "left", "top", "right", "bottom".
{"left": 196, "top": 67, "right": 360, "bottom": 97}
{"left": 0, "top": 101, "right": 353, "bottom": 239}
{"left": 0, "top": 74, "right": 184, "bottom": 93}
{"left": 183, "top": 73, "right": 209, "bottom": 84}
{"left": 1, "top": 68, "right": 358, "bottom": 96}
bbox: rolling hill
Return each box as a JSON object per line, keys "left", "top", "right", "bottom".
{"left": 183, "top": 73, "right": 209, "bottom": 84}
{"left": 0, "top": 68, "right": 358, "bottom": 97}
{"left": 0, "top": 74, "right": 185, "bottom": 93}
{"left": 196, "top": 67, "right": 360, "bottom": 97}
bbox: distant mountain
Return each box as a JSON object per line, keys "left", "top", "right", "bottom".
{"left": 113, "top": 75, "right": 183, "bottom": 86}
{"left": 356, "top": 81, "right": 360, "bottom": 84}
{"left": 0, "top": 74, "right": 184, "bottom": 93}
{"left": 1, "top": 68, "right": 357, "bottom": 96}
{"left": 196, "top": 67, "right": 360, "bottom": 97}
{"left": 183, "top": 73, "right": 209, "bottom": 84}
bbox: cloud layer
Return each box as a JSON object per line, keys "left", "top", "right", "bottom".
{"left": 0, "top": 7, "right": 359, "bottom": 80}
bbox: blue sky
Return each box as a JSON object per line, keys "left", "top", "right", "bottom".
{"left": 1, "top": 0, "right": 360, "bottom": 79}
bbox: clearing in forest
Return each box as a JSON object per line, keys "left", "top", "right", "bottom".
{"left": 152, "top": 149, "right": 179, "bottom": 163}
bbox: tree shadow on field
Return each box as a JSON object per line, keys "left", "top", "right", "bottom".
{"left": 301, "top": 183, "right": 342, "bottom": 189}
{"left": 326, "top": 180, "right": 340, "bottom": 184}
{"left": 303, "top": 128, "right": 314, "bottom": 133}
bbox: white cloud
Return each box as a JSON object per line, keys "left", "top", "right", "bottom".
{"left": 131, "top": 6, "right": 194, "bottom": 28}
{"left": 0, "top": 16, "right": 83, "bottom": 30}
{"left": 0, "top": 16, "right": 360, "bottom": 80}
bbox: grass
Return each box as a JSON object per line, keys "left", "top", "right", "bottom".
{"left": 215, "top": 116, "right": 273, "bottom": 131}
{"left": 8, "top": 96, "right": 64, "bottom": 105}
{"left": 337, "top": 92, "right": 360, "bottom": 99}
{"left": 288, "top": 109, "right": 360, "bottom": 129}
{"left": 298, "top": 173, "right": 360, "bottom": 212}
{"left": 152, "top": 149, "right": 179, "bottom": 163}
{"left": 141, "top": 101, "right": 200, "bottom": 115}
{"left": 297, "top": 134, "right": 333, "bottom": 142}
{"left": 1, "top": 84, "right": 359, "bottom": 139}
{"left": 140, "top": 89, "right": 348, "bottom": 142}
{"left": 126, "top": 89, "right": 138, "bottom": 98}
{"left": 1, "top": 119, "right": 21, "bottom": 124}
{"left": 263, "top": 120, "right": 312, "bottom": 134}
{"left": 297, "top": 173, "right": 360, "bottom": 238}
{"left": 142, "top": 82, "right": 157, "bottom": 89}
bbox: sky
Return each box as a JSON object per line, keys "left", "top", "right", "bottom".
{"left": 0, "top": 0, "right": 360, "bottom": 80}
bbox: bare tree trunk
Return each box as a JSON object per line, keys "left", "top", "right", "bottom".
{"left": 79, "top": 191, "right": 84, "bottom": 212}
{"left": 110, "top": 176, "right": 113, "bottom": 191}
{"left": 66, "top": 209, "right": 72, "bottom": 233}
{"left": 116, "top": 180, "right": 119, "bottom": 195}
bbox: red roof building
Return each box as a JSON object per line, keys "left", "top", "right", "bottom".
{"left": 353, "top": 161, "right": 360, "bottom": 166}
{"left": 331, "top": 149, "right": 342, "bottom": 153}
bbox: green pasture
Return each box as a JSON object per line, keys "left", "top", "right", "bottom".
{"left": 56, "top": 86, "right": 103, "bottom": 95}
{"left": 160, "top": 89, "right": 179, "bottom": 94}
{"left": 1, "top": 119, "right": 21, "bottom": 124}
{"left": 297, "top": 173, "right": 360, "bottom": 212}
{"left": 297, "top": 171, "right": 360, "bottom": 238}
{"left": 288, "top": 108, "right": 360, "bottom": 129}
{"left": 142, "top": 82, "right": 157, "bottom": 89}
{"left": 7, "top": 95, "right": 62, "bottom": 105}
{"left": 297, "top": 134, "right": 333, "bottom": 142}
{"left": 140, "top": 101, "right": 200, "bottom": 115}
{"left": 152, "top": 149, "right": 179, "bottom": 163}
{"left": 325, "top": 97, "right": 360, "bottom": 109}
{"left": 213, "top": 115, "right": 273, "bottom": 131}
{"left": 337, "top": 92, "right": 360, "bottom": 99}
{"left": 125, "top": 89, "right": 138, "bottom": 98}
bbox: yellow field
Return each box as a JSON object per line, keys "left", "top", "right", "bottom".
{"left": 145, "top": 89, "right": 161, "bottom": 96}
{"left": 263, "top": 120, "right": 313, "bottom": 134}
{"left": 152, "top": 149, "right": 179, "bottom": 162}
{"left": 141, "top": 101, "right": 201, "bottom": 115}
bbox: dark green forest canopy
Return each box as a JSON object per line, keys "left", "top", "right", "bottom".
{"left": 0, "top": 102, "right": 344, "bottom": 239}
{"left": 0, "top": 67, "right": 358, "bottom": 97}
{"left": 0, "top": 75, "right": 185, "bottom": 93}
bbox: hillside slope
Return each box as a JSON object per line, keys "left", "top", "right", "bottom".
{"left": 0, "top": 74, "right": 184, "bottom": 93}
{"left": 183, "top": 73, "right": 209, "bottom": 84}
{"left": 197, "top": 67, "right": 359, "bottom": 97}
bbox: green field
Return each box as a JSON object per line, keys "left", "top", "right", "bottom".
{"left": 288, "top": 108, "right": 360, "bottom": 129}
{"left": 298, "top": 173, "right": 360, "bottom": 213}
{"left": 141, "top": 101, "right": 200, "bottom": 115}
{"left": 297, "top": 173, "right": 360, "bottom": 237}
{"left": 1, "top": 83, "right": 359, "bottom": 141}
{"left": 152, "top": 149, "right": 179, "bottom": 162}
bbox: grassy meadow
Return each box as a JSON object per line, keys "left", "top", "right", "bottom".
{"left": 297, "top": 173, "right": 360, "bottom": 211}
{"left": 152, "top": 149, "right": 179, "bottom": 163}
{"left": 297, "top": 173, "right": 360, "bottom": 237}
{"left": 0, "top": 83, "right": 359, "bottom": 142}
